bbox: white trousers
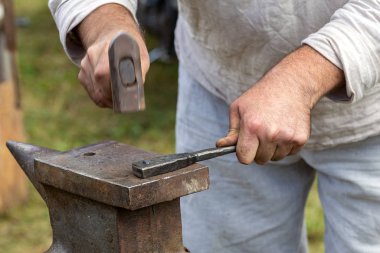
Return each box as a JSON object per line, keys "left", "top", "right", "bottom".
{"left": 176, "top": 66, "right": 380, "bottom": 253}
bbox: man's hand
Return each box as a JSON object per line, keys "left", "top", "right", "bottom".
{"left": 217, "top": 46, "right": 345, "bottom": 164}
{"left": 76, "top": 4, "right": 149, "bottom": 108}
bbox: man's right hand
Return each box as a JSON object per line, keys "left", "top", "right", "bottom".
{"left": 216, "top": 46, "right": 345, "bottom": 165}
{"left": 76, "top": 4, "right": 149, "bottom": 108}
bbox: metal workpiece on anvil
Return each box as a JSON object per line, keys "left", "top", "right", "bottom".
{"left": 7, "top": 140, "right": 209, "bottom": 253}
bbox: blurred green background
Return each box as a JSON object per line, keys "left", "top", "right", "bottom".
{"left": 0, "top": 0, "right": 325, "bottom": 252}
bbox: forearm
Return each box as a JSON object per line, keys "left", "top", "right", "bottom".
{"left": 261, "top": 45, "right": 345, "bottom": 109}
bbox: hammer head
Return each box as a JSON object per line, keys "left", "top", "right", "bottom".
{"left": 109, "top": 32, "right": 145, "bottom": 113}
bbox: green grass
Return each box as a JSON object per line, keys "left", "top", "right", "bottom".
{"left": 0, "top": 0, "right": 324, "bottom": 252}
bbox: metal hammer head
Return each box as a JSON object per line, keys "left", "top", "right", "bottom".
{"left": 109, "top": 32, "right": 145, "bottom": 113}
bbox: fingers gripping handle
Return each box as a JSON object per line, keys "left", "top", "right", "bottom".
{"left": 109, "top": 32, "right": 145, "bottom": 113}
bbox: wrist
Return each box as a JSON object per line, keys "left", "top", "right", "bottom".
{"left": 77, "top": 3, "right": 141, "bottom": 49}
{"left": 263, "top": 45, "right": 345, "bottom": 109}
{"left": 75, "top": 3, "right": 150, "bottom": 77}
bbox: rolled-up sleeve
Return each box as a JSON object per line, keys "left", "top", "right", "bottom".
{"left": 48, "top": 0, "right": 138, "bottom": 65}
{"left": 302, "top": 0, "right": 380, "bottom": 103}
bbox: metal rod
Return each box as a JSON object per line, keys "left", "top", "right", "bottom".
{"left": 132, "top": 146, "right": 236, "bottom": 179}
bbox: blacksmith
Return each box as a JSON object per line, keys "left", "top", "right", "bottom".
{"left": 49, "top": 1, "right": 380, "bottom": 252}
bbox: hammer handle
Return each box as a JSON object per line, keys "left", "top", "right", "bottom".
{"left": 191, "top": 146, "right": 236, "bottom": 162}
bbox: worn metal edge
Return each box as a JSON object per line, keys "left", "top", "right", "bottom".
{"left": 34, "top": 159, "right": 130, "bottom": 209}
{"left": 34, "top": 159, "right": 209, "bottom": 210}
{"left": 128, "top": 164, "right": 209, "bottom": 210}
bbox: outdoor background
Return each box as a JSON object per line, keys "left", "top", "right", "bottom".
{"left": 0, "top": 0, "right": 324, "bottom": 252}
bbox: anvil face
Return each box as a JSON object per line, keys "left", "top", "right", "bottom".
{"left": 34, "top": 141, "right": 209, "bottom": 210}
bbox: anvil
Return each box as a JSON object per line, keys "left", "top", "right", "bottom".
{"left": 7, "top": 140, "right": 209, "bottom": 253}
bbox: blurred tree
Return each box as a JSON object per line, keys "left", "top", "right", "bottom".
{"left": 0, "top": 0, "right": 27, "bottom": 213}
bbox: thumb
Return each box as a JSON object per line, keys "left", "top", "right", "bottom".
{"left": 216, "top": 103, "right": 240, "bottom": 147}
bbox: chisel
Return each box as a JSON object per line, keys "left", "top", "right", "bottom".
{"left": 132, "top": 146, "right": 236, "bottom": 178}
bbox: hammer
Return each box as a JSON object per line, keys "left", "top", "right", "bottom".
{"left": 109, "top": 32, "right": 145, "bottom": 112}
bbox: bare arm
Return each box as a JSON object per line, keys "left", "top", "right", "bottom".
{"left": 217, "top": 45, "right": 345, "bottom": 164}
{"left": 76, "top": 3, "right": 149, "bottom": 107}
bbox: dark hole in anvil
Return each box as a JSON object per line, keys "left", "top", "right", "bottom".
{"left": 83, "top": 152, "right": 96, "bottom": 157}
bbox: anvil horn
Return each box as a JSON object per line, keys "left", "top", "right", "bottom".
{"left": 6, "top": 141, "right": 58, "bottom": 202}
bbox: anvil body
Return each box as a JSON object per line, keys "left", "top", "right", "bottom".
{"left": 7, "top": 140, "right": 209, "bottom": 253}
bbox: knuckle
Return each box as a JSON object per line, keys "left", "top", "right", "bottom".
{"left": 271, "top": 128, "right": 298, "bottom": 145}
{"left": 293, "top": 132, "right": 309, "bottom": 146}
{"left": 267, "top": 127, "right": 281, "bottom": 142}
{"left": 80, "top": 59, "right": 85, "bottom": 69}
{"left": 245, "top": 119, "right": 262, "bottom": 135}
{"left": 279, "top": 128, "right": 296, "bottom": 143}
{"left": 80, "top": 56, "right": 88, "bottom": 70}
{"left": 94, "top": 67, "right": 108, "bottom": 83}
{"left": 87, "top": 46, "right": 97, "bottom": 57}
{"left": 78, "top": 75, "right": 91, "bottom": 91}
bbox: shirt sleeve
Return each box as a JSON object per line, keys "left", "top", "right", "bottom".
{"left": 302, "top": 0, "right": 380, "bottom": 103}
{"left": 48, "top": 0, "right": 138, "bottom": 65}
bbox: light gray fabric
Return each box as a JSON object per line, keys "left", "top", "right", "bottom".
{"left": 177, "top": 66, "right": 380, "bottom": 253}
{"left": 175, "top": 0, "right": 380, "bottom": 150}
{"left": 52, "top": 0, "right": 380, "bottom": 149}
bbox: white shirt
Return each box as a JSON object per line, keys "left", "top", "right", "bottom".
{"left": 49, "top": 0, "right": 380, "bottom": 150}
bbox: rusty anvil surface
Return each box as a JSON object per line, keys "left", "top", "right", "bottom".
{"left": 7, "top": 140, "right": 209, "bottom": 253}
